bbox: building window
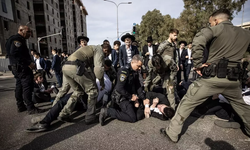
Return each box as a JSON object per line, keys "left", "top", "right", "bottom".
{"left": 17, "top": 10, "right": 20, "bottom": 19}
{"left": 48, "top": 26, "right": 50, "bottom": 32}
{"left": 47, "top": 15, "right": 49, "bottom": 21}
{"left": 55, "top": 38, "right": 57, "bottom": 43}
{"left": 3, "top": 20, "right": 8, "bottom": 31}
{"left": 16, "top": 0, "right": 18, "bottom": 3}
{"left": 27, "top": 1, "right": 30, "bottom": 10}
{"left": 54, "top": 28, "right": 56, "bottom": 33}
{"left": 53, "top": 19, "right": 55, "bottom": 24}
{"left": 32, "top": 43, "right": 35, "bottom": 49}
{"left": 58, "top": 22, "right": 59, "bottom": 27}
{"left": 28, "top": 15, "right": 31, "bottom": 22}
{"left": 57, "top": 13, "right": 59, "bottom": 17}
{"left": 51, "top": 0, "right": 53, "bottom": 4}
{"left": 52, "top": 9, "right": 54, "bottom": 14}
{"left": 56, "top": 3, "right": 58, "bottom": 9}
{"left": 46, "top": 4, "right": 48, "bottom": 10}
{"left": 2, "top": 0, "right": 7, "bottom": 13}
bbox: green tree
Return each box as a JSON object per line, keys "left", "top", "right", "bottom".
{"left": 177, "top": 0, "right": 248, "bottom": 43}
{"left": 158, "top": 14, "right": 175, "bottom": 43}
{"left": 138, "top": 9, "right": 164, "bottom": 48}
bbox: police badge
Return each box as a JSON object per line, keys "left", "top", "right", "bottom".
{"left": 14, "top": 41, "right": 22, "bottom": 47}
{"left": 120, "top": 74, "right": 126, "bottom": 82}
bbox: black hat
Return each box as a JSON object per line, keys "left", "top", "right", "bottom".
{"left": 146, "top": 36, "right": 153, "bottom": 43}
{"left": 178, "top": 41, "right": 187, "bottom": 46}
{"left": 121, "top": 33, "right": 135, "bottom": 42}
{"left": 77, "top": 36, "right": 89, "bottom": 44}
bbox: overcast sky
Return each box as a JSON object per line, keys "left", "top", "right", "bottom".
{"left": 81, "top": 0, "right": 250, "bottom": 45}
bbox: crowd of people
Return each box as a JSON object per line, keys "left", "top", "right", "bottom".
{"left": 5, "top": 9, "right": 250, "bottom": 143}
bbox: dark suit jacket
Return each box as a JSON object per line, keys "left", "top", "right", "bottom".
{"left": 39, "top": 57, "right": 47, "bottom": 70}
{"left": 119, "top": 45, "right": 139, "bottom": 68}
{"left": 177, "top": 48, "right": 188, "bottom": 67}
{"left": 111, "top": 49, "right": 118, "bottom": 67}
{"left": 52, "top": 54, "right": 61, "bottom": 71}
{"left": 142, "top": 45, "right": 157, "bottom": 67}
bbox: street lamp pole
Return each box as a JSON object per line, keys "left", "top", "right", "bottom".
{"left": 104, "top": 0, "right": 132, "bottom": 40}
{"left": 37, "top": 32, "right": 62, "bottom": 53}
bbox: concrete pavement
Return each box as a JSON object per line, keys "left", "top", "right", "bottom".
{"left": 0, "top": 71, "right": 250, "bottom": 150}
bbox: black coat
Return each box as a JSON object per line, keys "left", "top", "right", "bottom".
{"left": 52, "top": 54, "right": 61, "bottom": 71}
{"left": 177, "top": 48, "right": 188, "bottom": 66}
{"left": 142, "top": 45, "right": 157, "bottom": 67}
{"left": 119, "top": 45, "right": 139, "bottom": 68}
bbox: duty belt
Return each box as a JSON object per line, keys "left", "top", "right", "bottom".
{"left": 64, "top": 61, "right": 78, "bottom": 65}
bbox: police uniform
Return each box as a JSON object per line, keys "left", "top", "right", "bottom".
{"left": 6, "top": 34, "right": 35, "bottom": 111}
{"left": 144, "top": 54, "right": 177, "bottom": 110}
{"left": 60, "top": 45, "right": 105, "bottom": 123}
{"left": 107, "top": 64, "right": 145, "bottom": 123}
{"left": 165, "top": 20, "right": 250, "bottom": 142}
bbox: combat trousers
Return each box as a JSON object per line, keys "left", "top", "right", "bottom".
{"left": 166, "top": 76, "right": 250, "bottom": 142}
{"left": 163, "top": 75, "right": 176, "bottom": 110}
{"left": 62, "top": 65, "right": 98, "bottom": 121}
{"left": 52, "top": 74, "right": 71, "bottom": 106}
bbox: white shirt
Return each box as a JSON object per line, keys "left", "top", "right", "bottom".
{"left": 148, "top": 46, "right": 153, "bottom": 60}
{"left": 187, "top": 48, "right": 192, "bottom": 64}
{"left": 35, "top": 58, "right": 43, "bottom": 70}
{"left": 126, "top": 45, "right": 132, "bottom": 63}
{"left": 96, "top": 74, "right": 112, "bottom": 102}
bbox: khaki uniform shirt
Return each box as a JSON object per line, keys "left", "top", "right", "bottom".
{"left": 67, "top": 45, "right": 105, "bottom": 86}
{"left": 192, "top": 20, "right": 250, "bottom": 68}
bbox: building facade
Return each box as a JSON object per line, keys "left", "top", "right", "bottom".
{"left": 59, "top": 0, "right": 88, "bottom": 54}
{"left": 0, "top": 0, "right": 37, "bottom": 57}
{"left": 33, "top": 0, "right": 62, "bottom": 57}
{"left": 0, "top": 0, "right": 88, "bottom": 58}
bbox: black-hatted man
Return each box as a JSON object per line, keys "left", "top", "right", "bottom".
{"left": 119, "top": 33, "right": 139, "bottom": 69}
{"left": 76, "top": 36, "right": 89, "bottom": 50}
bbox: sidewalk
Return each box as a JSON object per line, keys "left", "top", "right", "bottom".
{"left": 0, "top": 71, "right": 14, "bottom": 79}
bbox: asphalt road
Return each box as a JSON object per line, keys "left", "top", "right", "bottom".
{"left": 0, "top": 72, "right": 250, "bottom": 150}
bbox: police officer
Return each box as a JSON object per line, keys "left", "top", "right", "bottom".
{"left": 60, "top": 44, "right": 111, "bottom": 124}
{"left": 161, "top": 9, "right": 250, "bottom": 143}
{"left": 99, "top": 55, "right": 146, "bottom": 125}
{"left": 6, "top": 25, "right": 44, "bottom": 114}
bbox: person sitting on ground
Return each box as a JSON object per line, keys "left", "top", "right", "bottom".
{"left": 32, "top": 72, "right": 53, "bottom": 104}
{"left": 26, "top": 73, "right": 113, "bottom": 132}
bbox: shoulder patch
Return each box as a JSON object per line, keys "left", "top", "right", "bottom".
{"left": 120, "top": 74, "right": 127, "bottom": 82}
{"left": 14, "top": 41, "right": 22, "bottom": 47}
{"left": 121, "top": 71, "right": 127, "bottom": 74}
